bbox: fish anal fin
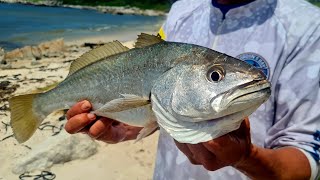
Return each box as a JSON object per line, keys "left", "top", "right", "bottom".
{"left": 93, "top": 94, "right": 150, "bottom": 114}
{"left": 134, "top": 33, "right": 164, "bottom": 48}
{"left": 135, "top": 120, "right": 159, "bottom": 143}
{"left": 68, "top": 41, "right": 129, "bottom": 76}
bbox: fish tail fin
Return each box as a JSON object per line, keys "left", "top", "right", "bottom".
{"left": 135, "top": 120, "right": 159, "bottom": 143}
{"left": 9, "top": 94, "right": 41, "bottom": 143}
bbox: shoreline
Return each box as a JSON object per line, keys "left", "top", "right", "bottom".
{"left": 64, "top": 30, "right": 158, "bottom": 47}
{"left": 0, "top": 0, "right": 167, "bottom": 16}
{"left": 0, "top": 36, "right": 158, "bottom": 180}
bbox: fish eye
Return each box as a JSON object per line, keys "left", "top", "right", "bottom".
{"left": 207, "top": 66, "right": 225, "bottom": 82}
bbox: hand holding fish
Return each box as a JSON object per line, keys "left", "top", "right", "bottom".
{"left": 174, "top": 118, "right": 252, "bottom": 171}
{"left": 65, "top": 100, "right": 143, "bottom": 143}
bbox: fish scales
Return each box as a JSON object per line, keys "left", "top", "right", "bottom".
{"left": 9, "top": 34, "right": 271, "bottom": 143}
{"left": 34, "top": 42, "right": 194, "bottom": 120}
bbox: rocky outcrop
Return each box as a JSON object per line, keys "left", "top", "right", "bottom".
{"left": 12, "top": 131, "right": 98, "bottom": 174}
{"left": 97, "top": 6, "right": 166, "bottom": 16}
{"left": 0, "top": 0, "right": 61, "bottom": 6}
{"left": 0, "top": 47, "right": 5, "bottom": 64}
{"left": 64, "top": 5, "right": 166, "bottom": 16}
{"left": 0, "top": 0, "right": 166, "bottom": 16}
{"left": 4, "top": 39, "right": 65, "bottom": 61}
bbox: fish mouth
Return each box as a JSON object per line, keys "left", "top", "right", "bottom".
{"left": 210, "top": 79, "right": 271, "bottom": 118}
{"left": 227, "top": 79, "right": 270, "bottom": 102}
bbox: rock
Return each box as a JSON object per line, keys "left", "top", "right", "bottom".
{"left": 97, "top": 6, "right": 165, "bottom": 16}
{"left": 4, "top": 39, "right": 65, "bottom": 61}
{"left": 0, "top": 0, "right": 61, "bottom": 6}
{"left": 0, "top": 81, "right": 10, "bottom": 90}
{"left": 0, "top": 48, "right": 6, "bottom": 65}
{"left": 31, "top": 46, "right": 42, "bottom": 60}
{"left": 0, "top": 82, "right": 19, "bottom": 101}
{"left": 83, "top": 42, "right": 105, "bottom": 49}
{"left": 4, "top": 48, "right": 24, "bottom": 60}
{"left": 12, "top": 131, "right": 98, "bottom": 174}
{"left": 38, "top": 38, "right": 65, "bottom": 58}
{"left": 0, "top": 1, "right": 166, "bottom": 16}
{"left": 20, "top": 46, "right": 34, "bottom": 59}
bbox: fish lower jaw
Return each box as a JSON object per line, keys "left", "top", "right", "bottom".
{"left": 208, "top": 87, "right": 270, "bottom": 120}
{"left": 151, "top": 94, "right": 257, "bottom": 144}
{"left": 221, "top": 80, "right": 271, "bottom": 107}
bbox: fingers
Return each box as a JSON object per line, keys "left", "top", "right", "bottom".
{"left": 96, "top": 122, "right": 127, "bottom": 144}
{"left": 174, "top": 140, "right": 200, "bottom": 165}
{"left": 235, "top": 117, "right": 250, "bottom": 136}
{"left": 203, "top": 140, "right": 221, "bottom": 155}
{"left": 187, "top": 144, "right": 219, "bottom": 171}
{"left": 88, "top": 117, "right": 114, "bottom": 138}
{"left": 65, "top": 113, "right": 96, "bottom": 134}
{"left": 174, "top": 140, "right": 222, "bottom": 171}
{"left": 66, "top": 100, "right": 92, "bottom": 120}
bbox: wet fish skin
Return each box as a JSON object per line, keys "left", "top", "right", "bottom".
{"left": 150, "top": 46, "right": 271, "bottom": 143}
{"left": 33, "top": 42, "right": 201, "bottom": 123}
{"left": 9, "top": 37, "right": 271, "bottom": 144}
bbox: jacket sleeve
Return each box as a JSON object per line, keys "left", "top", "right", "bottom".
{"left": 265, "top": 25, "right": 320, "bottom": 179}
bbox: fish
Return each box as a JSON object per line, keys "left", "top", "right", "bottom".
{"left": 9, "top": 33, "right": 271, "bottom": 144}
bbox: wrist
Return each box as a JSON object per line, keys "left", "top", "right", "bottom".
{"left": 233, "top": 144, "right": 258, "bottom": 169}
{"left": 232, "top": 146, "right": 312, "bottom": 180}
{"left": 232, "top": 145, "right": 275, "bottom": 179}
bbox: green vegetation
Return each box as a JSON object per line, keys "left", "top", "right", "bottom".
{"left": 309, "top": 0, "right": 320, "bottom": 7}
{"left": 29, "top": 0, "right": 43, "bottom": 2}
{"left": 313, "top": 2, "right": 320, "bottom": 7}
{"left": 57, "top": 0, "right": 171, "bottom": 11}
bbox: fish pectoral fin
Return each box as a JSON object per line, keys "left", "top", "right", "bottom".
{"left": 93, "top": 94, "right": 150, "bottom": 114}
{"left": 135, "top": 120, "right": 159, "bottom": 143}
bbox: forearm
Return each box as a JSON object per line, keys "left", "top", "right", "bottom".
{"left": 234, "top": 146, "right": 311, "bottom": 180}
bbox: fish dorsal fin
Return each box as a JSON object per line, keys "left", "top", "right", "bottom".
{"left": 134, "top": 33, "right": 164, "bottom": 48}
{"left": 68, "top": 41, "right": 129, "bottom": 76}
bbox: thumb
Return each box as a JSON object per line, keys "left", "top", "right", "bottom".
{"left": 233, "top": 117, "right": 250, "bottom": 138}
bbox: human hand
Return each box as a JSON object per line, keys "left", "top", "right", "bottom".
{"left": 174, "top": 118, "right": 253, "bottom": 171}
{"left": 65, "top": 100, "right": 142, "bottom": 143}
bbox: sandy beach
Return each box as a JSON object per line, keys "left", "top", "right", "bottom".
{"left": 0, "top": 36, "right": 160, "bottom": 180}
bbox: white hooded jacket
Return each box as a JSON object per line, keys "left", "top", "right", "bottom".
{"left": 154, "top": 0, "right": 320, "bottom": 179}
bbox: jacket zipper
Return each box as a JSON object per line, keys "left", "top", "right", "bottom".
{"left": 212, "top": 17, "right": 225, "bottom": 50}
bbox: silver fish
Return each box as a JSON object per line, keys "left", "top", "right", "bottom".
{"left": 9, "top": 34, "right": 271, "bottom": 144}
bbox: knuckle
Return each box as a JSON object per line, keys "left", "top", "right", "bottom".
{"left": 188, "top": 157, "right": 200, "bottom": 165}
{"left": 202, "top": 159, "right": 219, "bottom": 171}
{"left": 78, "top": 113, "right": 91, "bottom": 123}
{"left": 189, "top": 160, "right": 198, "bottom": 165}
{"left": 81, "top": 100, "right": 91, "bottom": 111}
{"left": 203, "top": 164, "right": 218, "bottom": 171}
{"left": 66, "top": 110, "right": 72, "bottom": 119}
{"left": 64, "top": 123, "right": 75, "bottom": 134}
{"left": 89, "top": 127, "right": 102, "bottom": 139}
{"left": 97, "top": 133, "right": 114, "bottom": 143}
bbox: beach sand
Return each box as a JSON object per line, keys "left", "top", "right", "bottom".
{"left": 0, "top": 38, "right": 159, "bottom": 180}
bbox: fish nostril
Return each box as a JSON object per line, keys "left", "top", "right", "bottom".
{"left": 252, "top": 69, "right": 266, "bottom": 80}
{"left": 254, "top": 76, "right": 265, "bottom": 81}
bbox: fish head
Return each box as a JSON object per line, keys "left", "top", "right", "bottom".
{"left": 151, "top": 48, "right": 271, "bottom": 123}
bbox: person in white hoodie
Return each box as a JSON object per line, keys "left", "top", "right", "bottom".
{"left": 65, "top": 0, "right": 320, "bottom": 179}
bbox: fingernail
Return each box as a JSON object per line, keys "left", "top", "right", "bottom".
{"left": 87, "top": 113, "right": 96, "bottom": 120}
{"left": 81, "top": 101, "right": 91, "bottom": 110}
